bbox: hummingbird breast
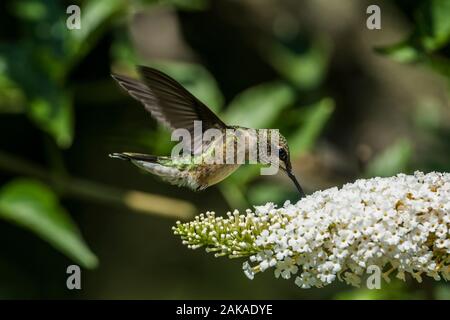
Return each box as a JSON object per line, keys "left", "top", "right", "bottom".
{"left": 192, "top": 126, "right": 262, "bottom": 189}
{"left": 194, "top": 163, "right": 241, "bottom": 190}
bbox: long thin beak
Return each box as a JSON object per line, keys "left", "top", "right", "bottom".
{"left": 286, "top": 170, "right": 306, "bottom": 198}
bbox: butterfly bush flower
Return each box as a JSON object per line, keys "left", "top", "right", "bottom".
{"left": 173, "top": 171, "right": 450, "bottom": 288}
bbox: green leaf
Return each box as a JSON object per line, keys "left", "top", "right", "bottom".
{"left": 218, "top": 182, "right": 248, "bottom": 209}
{"left": 227, "top": 165, "right": 263, "bottom": 187}
{"left": 0, "top": 44, "right": 74, "bottom": 147}
{"left": 12, "top": 0, "right": 48, "bottom": 21}
{"left": 0, "top": 179, "right": 98, "bottom": 269}
{"left": 0, "top": 73, "right": 25, "bottom": 113}
{"left": 262, "top": 38, "right": 331, "bottom": 90}
{"left": 29, "top": 93, "right": 73, "bottom": 148}
{"left": 376, "top": 40, "right": 450, "bottom": 79}
{"left": 375, "top": 0, "right": 450, "bottom": 79}
{"left": 147, "top": 61, "right": 224, "bottom": 113}
{"left": 288, "top": 98, "right": 334, "bottom": 155}
{"left": 1, "top": 0, "right": 124, "bottom": 147}
{"left": 224, "top": 82, "right": 295, "bottom": 128}
{"left": 66, "top": 0, "right": 126, "bottom": 69}
{"left": 375, "top": 40, "right": 422, "bottom": 64}
{"left": 110, "top": 31, "right": 139, "bottom": 71}
{"left": 414, "top": 99, "right": 443, "bottom": 130}
{"left": 365, "top": 139, "right": 413, "bottom": 178}
{"left": 417, "top": 0, "right": 450, "bottom": 51}
{"left": 247, "top": 183, "right": 289, "bottom": 205}
{"left": 135, "top": 126, "right": 174, "bottom": 155}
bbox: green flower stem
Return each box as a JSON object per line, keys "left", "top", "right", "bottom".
{"left": 173, "top": 210, "right": 274, "bottom": 258}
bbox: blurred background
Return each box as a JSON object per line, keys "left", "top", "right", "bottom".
{"left": 0, "top": 0, "right": 449, "bottom": 299}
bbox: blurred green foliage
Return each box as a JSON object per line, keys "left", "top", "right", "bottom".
{"left": 377, "top": 0, "right": 450, "bottom": 79}
{"left": 365, "top": 138, "right": 412, "bottom": 177}
{"left": 0, "top": 0, "right": 128, "bottom": 269}
{"left": 335, "top": 280, "right": 426, "bottom": 300}
{"left": 0, "top": 0, "right": 449, "bottom": 299}
{"left": 262, "top": 38, "right": 331, "bottom": 90}
{"left": 0, "top": 179, "right": 97, "bottom": 268}
{"left": 224, "top": 82, "right": 295, "bottom": 128}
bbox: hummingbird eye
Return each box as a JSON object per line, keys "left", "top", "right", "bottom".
{"left": 279, "top": 148, "right": 287, "bottom": 161}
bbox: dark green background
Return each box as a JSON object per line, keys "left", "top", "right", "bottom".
{"left": 0, "top": 0, "right": 449, "bottom": 299}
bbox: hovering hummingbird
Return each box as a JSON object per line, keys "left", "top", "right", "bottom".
{"left": 109, "top": 66, "right": 305, "bottom": 197}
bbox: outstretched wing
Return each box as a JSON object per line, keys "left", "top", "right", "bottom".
{"left": 111, "top": 66, "right": 226, "bottom": 154}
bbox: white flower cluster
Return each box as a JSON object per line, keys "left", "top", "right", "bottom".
{"left": 174, "top": 171, "right": 450, "bottom": 288}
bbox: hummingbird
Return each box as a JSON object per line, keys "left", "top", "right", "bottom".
{"left": 109, "top": 66, "right": 305, "bottom": 197}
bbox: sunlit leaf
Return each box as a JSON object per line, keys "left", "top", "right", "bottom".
{"left": 12, "top": 0, "right": 48, "bottom": 21}
{"left": 0, "top": 179, "right": 98, "bottom": 269}
{"left": 376, "top": 0, "right": 450, "bottom": 79}
{"left": 262, "top": 38, "right": 331, "bottom": 90}
{"left": 110, "top": 31, "right": 139, "bottom": 72}
{"left": 288, "top": 98, "right": 334, "bottom": 155}
{"left": 0, "top": 73, "right": 25, "bottom": 113}
{"left": 219, "top": 182, "right": 248, "bottom": 209}
{"left": 135, "top": 126, "right": 174, "bottom": 155}
{"left": 224, "top": 82, "right": 295, "bottom": 128}
{"left": 228, "top": 165, "right": 263, "bottom": 187}
{"left": 29, "top": 94, "right": 73, "bottom": 148}
{"left": 365, "top": 139, "right": 413, "bottom": 177}
{"left": 414, "top": 99, "right": 443, "bottom": 130}
{"left": 247, "top": 182, "right": 288, "bottom": 205}
{"left": 377, "top": 41, "right": 450, "bottom": 79}
{"left": 417, "top": 0, "right": 450, "bottom": 51}
{"left": 66, "top": 0, "right": 126, "bottom": 70}
{"left": 0, "top": 45, "right": 73, "bottom": 147}
{"left": 375, "top": 40, "right": 422, "bottom": 64}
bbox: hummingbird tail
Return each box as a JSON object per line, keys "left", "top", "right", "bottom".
{"left": 109, "top": 152, "right": 158, "bottom": 163}
{"left": 110, "top": 152, "right": 196, "bottom": 189}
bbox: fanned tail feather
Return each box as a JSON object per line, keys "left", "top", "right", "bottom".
{"left": 109, "top": 152, "right": 158, "bottom": 162}
{"left": 109, "top": 152, "right": 198, "bottom": 189}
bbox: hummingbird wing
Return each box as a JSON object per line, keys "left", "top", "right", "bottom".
{"left": 111, "top": 66, "right": 227, "bottom": 154}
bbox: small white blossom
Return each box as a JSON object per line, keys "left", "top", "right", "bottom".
{"left": 242, "top": 262, "right": 255, "bottom": 280}
{"left": 173, "top": 172, "right": 450, "bottom": 288}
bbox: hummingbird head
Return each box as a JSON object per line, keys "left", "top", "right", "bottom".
{"left": 276, "top": 135, "right": 305, "bottom": 198}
